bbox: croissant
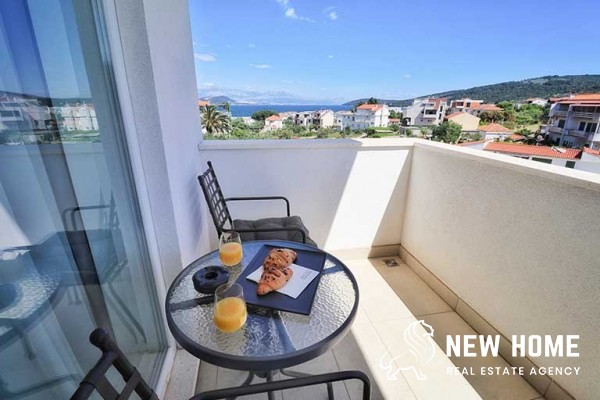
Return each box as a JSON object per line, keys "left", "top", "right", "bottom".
{"left": 263, "top": 248, "right": 297, "bottom": 270}
{"left": 257, "top": 266, "right": 293, "bottom": 295}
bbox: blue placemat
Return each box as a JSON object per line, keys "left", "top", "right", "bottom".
{"left": 235, "top": 244, "right": 326, "bottom": 315}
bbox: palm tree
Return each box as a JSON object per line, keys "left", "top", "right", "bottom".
{"left": 220, "top": 101, "right": 231, "bottom": 114}
{"left": 200, "top": 105, "right": 230, "bottom": 135}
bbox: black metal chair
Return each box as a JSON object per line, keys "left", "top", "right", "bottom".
{"left": 198, "top": 161, "right": 317, "bottom": 246}
{"left": 71, "top": 328, "right": 371, "bottom": 400}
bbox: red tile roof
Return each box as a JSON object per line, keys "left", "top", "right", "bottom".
{"left": 389, "top": 118, "right": 400, "bottom": 122}
{"left": 265, "top": 115, "right": 282, "bottom": 121}
{"left": 582, "top": 147, "right": 600, "bottom": 157}
{"left": 457, "top": 140, "right": 488, "bottom": 147}
{"left": 357, "top": 104, "right": 384, "bottom": 111}
{"left": 472, "top": 104, "right": 502, "bottom": 112}
{"left": 509, "top": 134, "right": 526, "bottom": 141}
{"left": 198, "top": 100, "right": 209, "bottom": 107}
{"left": 478, "top": 123, "right": 513, "bottom": 133}
{"left": 555, "top": 93, "right": 600, "bottom": 105}
{"left": 444, "top": 111, "right": 475, "bottom": 119}
{"left": 484, "top": 142, "right": 582, "bottom": 159}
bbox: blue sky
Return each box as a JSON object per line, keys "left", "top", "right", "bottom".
{"left": 190, "top": 0, "right": 600, "bottom": 104}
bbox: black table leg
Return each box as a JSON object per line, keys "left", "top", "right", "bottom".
{"left": 225, "top": 371, "right": 255, "bottom": 400}
{"left": 280, "top": 368, "right": 334, "bottom": 400}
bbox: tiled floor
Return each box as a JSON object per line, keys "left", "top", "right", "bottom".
{"left": 194, "top": 256, "right": 544, "bottom": 400}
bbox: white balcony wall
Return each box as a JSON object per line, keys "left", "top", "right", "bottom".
{"left": 198, "top": 139, "right": 413, "bottom": 251}
{"left": 401, "top": 141, "right": 600, "bottom": 400}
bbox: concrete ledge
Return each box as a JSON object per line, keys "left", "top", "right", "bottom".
{"left": 198, "top": 137, "right": 417, "bottom": 151}
{"left": 398, "top": 245, "right": 576, "bottom": 400}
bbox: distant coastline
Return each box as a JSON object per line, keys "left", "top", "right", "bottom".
{"left": 230, "top": 104, "right": 350, "bottom": 117}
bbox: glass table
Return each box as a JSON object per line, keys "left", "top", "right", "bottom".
{"left": 165, "top": 240, "right": 359, "bottom": 383}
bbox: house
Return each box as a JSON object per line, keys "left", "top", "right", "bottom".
{"left": 335, "top": 110, "right": 354, "bottom": 130}
{"left": 351, "top": 104, "right": 389, "bottom": 129}
{"left": 388, "top": 118, "right": 401, "bottom": 125}
{"left": 478, "top": 122, "right": 514, "bottom": 140}
{"left": 545, "top": 93, "right": 600, "bottom": 149}
{"left": 525, "top": 98, "right": 548, "bottom": 106}
{"left": 402, "top": 98, "right": 447, "bottom": 126}
{"left": 482, "top": 142, "right": 583, "bottom": 168}
{"left": 310, "top": 109, "right": 335, "bottom": 128}
{"left": 469, "top": 103, "right": 503, "bottom": 116}
{"left": 448, "top": 98, "right": 483, "bottom": 114}
{"left": 264, "top": 114, "right": 283, "bottom": 131}
{"left": 444, "top": 112, "right": 480, "bottom": 131}
{"left": 198, "top": 100, "right": 210, "bottom": 107}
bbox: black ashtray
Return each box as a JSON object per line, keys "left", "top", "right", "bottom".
{"left": 192, "top": 266, "right": 230, "bottom": 294}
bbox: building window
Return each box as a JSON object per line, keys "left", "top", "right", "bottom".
{"left": 566, "top": 161, "right": 576, "bottom": 169}
{"left": 557, "top": 119, "right": 565, "bottom": 128}
{"left": 579, "top": 121, "right": 586, "bottom": 131}
{"left": 532, "top": 157, "right": 552, "bottom": 164}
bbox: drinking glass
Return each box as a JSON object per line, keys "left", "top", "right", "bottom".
{"left": 213, "top": 283, "right": 247, "bottom": 333}
{"left": 219, "top": 231, "right": 243, "bottom": 267}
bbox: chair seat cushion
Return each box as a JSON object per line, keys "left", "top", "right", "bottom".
{"left": 233, "top": 216, "right": 317, "bottom": 247}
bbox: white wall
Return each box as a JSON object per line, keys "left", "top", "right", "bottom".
{"left": 401, "top": 141, "right": 600, "bottom": 400}
{"left": 198, "top": 139, "right": 413, "bottom": 251}
{"left": 112, "top": 0, "right": 210, "bottom": 288}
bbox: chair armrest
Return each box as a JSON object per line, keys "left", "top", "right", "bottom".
{"left": 189, "top": 370, "right": 371, "bottom": 400}
{"left": 225, "top": 226, "right": 306, "bottom": 244}
{"left": 224, "top": 196, "right": 290, "bottom": 217}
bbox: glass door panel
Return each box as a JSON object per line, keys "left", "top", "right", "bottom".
{"left": 0, "top": 1, "right": 167, "bottom": 398}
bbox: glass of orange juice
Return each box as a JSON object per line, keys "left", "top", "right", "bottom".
{"left": 213, "top": 283, "right": 247, "bottom": 333}
{"left": 219, "top": 231, "right": 243, "bottom": 267}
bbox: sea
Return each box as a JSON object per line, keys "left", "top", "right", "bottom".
{"left": 230, "top": 104, "right": 351, "bottom": 118}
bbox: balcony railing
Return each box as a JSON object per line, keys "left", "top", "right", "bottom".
{"left": 551, "top": 110, "right": 568, "bottom": 117}
{"left": 566, "top": 128, "right": 591, "bottom": 138}
{"left": 573, "top": 111, "right": 599, "bottom": 119}
{"left": 547, "top": 126, "right": 564, "bottom": 134}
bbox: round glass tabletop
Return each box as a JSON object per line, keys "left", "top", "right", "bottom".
{"left": 166, "top": 240, "right": 359, "bottom": 371}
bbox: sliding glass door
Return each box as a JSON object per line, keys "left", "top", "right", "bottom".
{"left": 0, "top": 0, "right": 167, "bottom": 398}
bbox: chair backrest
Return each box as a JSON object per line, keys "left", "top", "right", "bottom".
{"left": 198, "top": 161, "right": 233, "bottom": 236}
{"left": 70, "top": 328, "right": 159, "bottom": 400}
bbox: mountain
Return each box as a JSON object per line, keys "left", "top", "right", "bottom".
{"left": 199, "top": 95, "right": 236, "bottom": 104}
{"left": 197, "top": 86, "right": 322, "bottom": 105}
{"left": 343, "top": 75, "right": 600, "bottom": 106}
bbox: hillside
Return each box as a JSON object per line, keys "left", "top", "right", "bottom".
{"left": 199, "top": 95, "right": 236, "bottom": 104}
{"left": 343, "top": 75, "right": 600, "bottom": 106}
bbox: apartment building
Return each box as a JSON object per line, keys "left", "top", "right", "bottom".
{"left": 59, "top": 103, "right": 99, "bottom": 131}
{"left": 264, "top": 114, "right": 283, "bottom": 131}
{"left": 546, "top": 94, "right": 600, "bottom": 150}
{"left": 310, "top": 109, "right": 335, "bottom": 128}
{"left": 0, "top": 96, "right": 52, "bottom": 133}
{"left": 402, "top": 98, "right": 446, "bottom": 126}
{"left": 352, "top": 104, "right": 390, "bottom": 129}
{"left": 335, "top": 110, "right": 354, "bottom": 130}
{"left": 448, "top": 98, "right": 483, "bottom": 114}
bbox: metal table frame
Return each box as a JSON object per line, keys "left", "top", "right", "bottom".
{"left": 165, "top": 240, "right": 360, "bottom": 399}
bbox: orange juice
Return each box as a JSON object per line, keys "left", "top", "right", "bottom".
{"left": 219, "top": 242, "right": 243, "bottom": 266}
{"left": 214, "top": 297, "right": 247, "bottom": 332}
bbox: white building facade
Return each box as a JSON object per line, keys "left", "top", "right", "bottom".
{"left": 546, "top": 94, "right": 600, "bottom": 150}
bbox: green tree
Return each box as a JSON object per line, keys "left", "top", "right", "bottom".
{"left": 389, "top": 110, "right": 403, "bottom": 119}
{"left": 497, "top": 101, "right": 514, "bottom": 111}
{"left": 432, "top": 121, "right": 462, "bottom": 143}
{"left": 365, "top": 127, "right": 377, "bottom": 136}
{"left": 251, "top": 110, "right": 278, "bottom": 121}
{"left": 201, "top": 105, "right": 231, "bottom": 135}
{"left": 479, "top": 110, "right": 504, "bottom": 123}
{"left": 367, "top": 97, "right": 378, "bottom": 104}
{"left": 390, "top": 124, "right": 400, "bottom": 132}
